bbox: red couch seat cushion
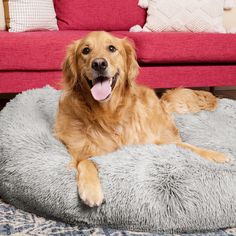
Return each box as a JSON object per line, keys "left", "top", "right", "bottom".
{"left": 0, "top": 31, "right": 89, "bottom": 71}
{"left": 53, "top": 0, "right": 146, "bottom": 31}
{"left": 1, "top": 31, "right": 236, "bottom": 71}
{"left": 1, "top": 65, "right": 236, "bottom": 93}
{"left": 115, "top": 32, "right": 236, "bottom": 64}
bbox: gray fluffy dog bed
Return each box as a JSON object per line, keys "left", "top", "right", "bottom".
{"left": 0, "top": 86, "right": 236, "bottom": 234}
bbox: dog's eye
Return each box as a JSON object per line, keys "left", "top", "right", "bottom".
{"left": 108, "top": 45, "right": 117, "bottom": 53}
{"left": 82, "top": 47, "right": 91, "bottom": 55}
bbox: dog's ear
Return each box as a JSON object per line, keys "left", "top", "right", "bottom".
{"left": 62, "top": 40, "right": 80, "bottom": 90}
{"left": 122, "top": 38, "right": 139, "bottom": 84}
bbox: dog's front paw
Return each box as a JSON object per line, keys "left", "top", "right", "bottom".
{"left": 78, "top": 176, "right": 104, "bottom": 207}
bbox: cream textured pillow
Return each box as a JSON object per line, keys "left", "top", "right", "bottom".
{"left": 132, "top": 0, "right": 228, "bottom": 33}
{"left": 0, "top": 0, "right": 5, "bottom": 30}
{"left": 224, "top": 0, "right": 236, "bottom": 32}
{"left": 4, "top": 0, "right": 58, "bottom": 32}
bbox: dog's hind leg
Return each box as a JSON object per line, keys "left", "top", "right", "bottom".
{"left": 155, "top": 139, "right": 229, "bottom": 163}
{"left": 176, "top": 142, "right": 229, "bottom": 163}
{"left": 160, "top": 88, "right": 218, "bottom": 114}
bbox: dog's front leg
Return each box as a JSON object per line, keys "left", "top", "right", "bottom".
{"left": 77, "top": 159, "right": 104, "bottom": 207}
{"left": 68, "top": 148, "right": 104, "bottom": 207}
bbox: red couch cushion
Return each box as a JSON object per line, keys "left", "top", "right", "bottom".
{"left": 1, "top": 65, "right": 236, "bottom": 93}
{"left": 1, "top": 31, "right": 236, "bottom": 71}
{"left": 115, "top": 31, "right": 236, "bottom": 64}
{"left": 0, "top": 31, "right": 89, "bottom": 71}
{"left": 53, "top": 0, "right": 146, "bottom": 31}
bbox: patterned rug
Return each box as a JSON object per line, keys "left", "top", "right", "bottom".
{"left": 1, "top": 199, "right": 236, "bottom": 236}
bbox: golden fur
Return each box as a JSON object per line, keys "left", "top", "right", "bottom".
{"left": 54, "top": 31, "right": 229, "bottom": 207}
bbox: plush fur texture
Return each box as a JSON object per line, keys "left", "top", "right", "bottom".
{"left": 0, "top": 86, "right": 236, "bottom": 233}
{"left": 54, "top": 31, "right": 228, "bottom": 207}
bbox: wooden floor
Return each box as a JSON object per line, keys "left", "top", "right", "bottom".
{"left": 0, "top": 89, "right": 236, "bottom": 111}
{"left": 214, "top": 90, "right": 236, "bottom": 100}
{"left": 0, "top": 94, "right": 16, "bottom": 111}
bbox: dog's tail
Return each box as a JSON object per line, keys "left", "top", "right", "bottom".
{"left": 160, "top": 88, "right": 218, "bottom": 114}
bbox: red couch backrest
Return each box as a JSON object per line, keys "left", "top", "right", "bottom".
{"left": 53, "top": 0, "right": 146, "bottom": 31}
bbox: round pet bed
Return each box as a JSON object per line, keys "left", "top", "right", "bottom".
{"left": 0, "top": 86, "right": 236, "bottom": 233}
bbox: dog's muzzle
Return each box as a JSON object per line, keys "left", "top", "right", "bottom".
{"left": 86, "top": 71, "right": 119, "bottom": 101}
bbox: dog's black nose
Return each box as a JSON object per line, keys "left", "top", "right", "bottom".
{"left": 92, "top": 58, "right": 108, "bottom": 72}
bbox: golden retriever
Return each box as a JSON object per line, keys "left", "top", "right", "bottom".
{"left": 54, "top": 31, "right": 229, "bottom": 207}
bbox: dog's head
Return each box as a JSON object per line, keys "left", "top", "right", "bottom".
{"left": 63, "top": 31, "right": 139, "bottom": 102}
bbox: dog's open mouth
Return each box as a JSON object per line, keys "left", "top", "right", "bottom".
{"left": 86, "top": 72, "right": 119, "bottom": 101}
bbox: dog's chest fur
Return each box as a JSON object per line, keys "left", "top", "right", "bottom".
{"left": 55, "top": 87, "right": 180, "bottom": 161}
{"left": 83, "top": 96, "right": 178, "bottom": 152}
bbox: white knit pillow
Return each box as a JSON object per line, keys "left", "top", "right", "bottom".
{"left": 0, "top": 0, "right": 5, "bottom": 30}
{"left": 224, "top": 0, "right": 236, "bottom": 33}
{"left": 7, "top": 0, "right": 58, "bottom": 32}
{"left": 132, "top": 0, "right": 227, "bottom": 33}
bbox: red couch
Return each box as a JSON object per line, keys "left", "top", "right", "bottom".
{"left": 0, "top": 0, "right": 236, "bottom": 93}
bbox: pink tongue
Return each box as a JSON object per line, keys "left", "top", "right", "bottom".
{"left": 91, "top": 79, "right": 111, "bottom": 101}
